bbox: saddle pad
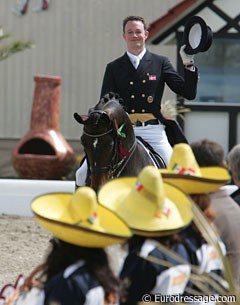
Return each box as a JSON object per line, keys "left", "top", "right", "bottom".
{"left": 136, "top": 136, "right": 166, "bottom": 169}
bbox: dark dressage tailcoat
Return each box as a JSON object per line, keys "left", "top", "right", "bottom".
{"left": 100, "top": 50, "right": 198, "bottom": 146}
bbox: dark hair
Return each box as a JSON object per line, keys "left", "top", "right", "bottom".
{"left": 122, "top": 15, "right": 147, "bottom": 33}
{"left": 190, "top": 193, "right": 210, "bottom": 211}
{"left": 128, "top": 233, "right": 184, "bottom": 252}
{"left": 228, "top": 144, "right": 240, "bottom": 181}
{"left": 190, "top": 139, "right": 225, "bottom": 167}
{"left": 42, "top": 239, "right": 119, "bottom": 300}
{"left": 190, "top": 193, "right": 216, "bottom": 222}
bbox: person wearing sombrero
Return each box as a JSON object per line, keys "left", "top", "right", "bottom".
{"left": 191, "top": 139, "right": 240, "bottom": 287}
{"left": 160, "top": 143, "right": 230, "bottom": 293}
{"left": 25, "top": 186, "right": 132, "bottom": 305}
{"left": 98, "top": 165, "right": 193, "bottom": 305}
{"left": 160, "top": 142, "right": 230, "bottom": 195}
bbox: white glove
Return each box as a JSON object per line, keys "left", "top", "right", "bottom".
{"left": 179, "top": 45, "right": 194, "bottom": 66}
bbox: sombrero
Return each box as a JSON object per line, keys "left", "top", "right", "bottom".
{"left": 183, "top": 16, "right": 213, "bottom": 55}
{"left": 31, "top": 187, "right": 132, "bottom": 248}
{"left": 160, "top": 143, "right": 230, "bottom": 194}
{"left": 98, "top": 166, "right": 192, "bottom": 237}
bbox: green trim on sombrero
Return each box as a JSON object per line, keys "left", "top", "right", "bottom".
{"left": 31, "top": 189, "right": 132, "bottom": 248}
{"left": 98, "top": 167, "right": 193, "bottom": 237}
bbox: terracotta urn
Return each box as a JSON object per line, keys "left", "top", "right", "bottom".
{"left": 12, "top": 75, "right": 75, "bottom": 180}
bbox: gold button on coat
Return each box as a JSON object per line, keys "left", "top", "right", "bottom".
{"left": 142, "top": 80, "right": 146, "bottom": 83}
{"left": 141, "top": 109, "right": 145, "bottom": 113}
{"left": 131, "top": 95, "right": 135, "bottom": 99}
{"left": 147, "top": 96, "right": 153, "bottom": 103}
{"left": 130, "top": 81, "right": 134, "bottom": 85}
{"left": 141, "top": 94, "right": 145, "bottom": 98}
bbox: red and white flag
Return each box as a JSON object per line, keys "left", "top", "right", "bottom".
{"left": 149, "top": 75, "right": 156, "bottom": 80}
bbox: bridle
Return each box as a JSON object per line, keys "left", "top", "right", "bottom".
{"left": 82, "top": 119, "right": 137, "bottom": 179}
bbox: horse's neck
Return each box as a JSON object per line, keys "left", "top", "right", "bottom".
{"left": 122, "top": 121, "right": 136, "bottom": 150}
{"left": 103, "top": 102, "right": 135, "bottom": 145}
{"left": 119, "top": 141, "right": 155, "bottom": 177}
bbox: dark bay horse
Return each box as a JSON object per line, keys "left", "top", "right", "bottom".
{"left": 74, "top": 93, "right": 165, "bottom": 191}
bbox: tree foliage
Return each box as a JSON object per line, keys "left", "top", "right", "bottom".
{"left": 0, "top": 27, "right": 33, "bottom": 61}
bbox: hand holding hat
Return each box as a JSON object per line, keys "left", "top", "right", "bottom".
{"left": 179, "top": 45, "right": 195, "bottom": 66}
{"left": 182, "top": 16, "right": 213, "bottom": 55}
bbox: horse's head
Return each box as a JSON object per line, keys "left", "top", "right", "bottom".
{"left": 74, "top": 96, "right": 135, "bottom": 191}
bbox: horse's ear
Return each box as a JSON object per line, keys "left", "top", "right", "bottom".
{"left": 74, "top": 112, "right": 88, "bottom": 124}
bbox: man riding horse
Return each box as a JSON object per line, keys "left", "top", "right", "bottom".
{"left": 74, "top": 14, "right": 214, "bottom": 190}
{"left": 100, "top": 15, "right": 198, "bottom": 165}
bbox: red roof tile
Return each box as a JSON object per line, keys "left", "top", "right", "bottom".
{"left": 147, "top": 0, "right": 201, "bottom": 43}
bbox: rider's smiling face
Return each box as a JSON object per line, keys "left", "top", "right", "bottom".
{"left": 123, "top": 20, "right": 149, "bottom": 55}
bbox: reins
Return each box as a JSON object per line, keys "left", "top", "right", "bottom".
{"left": 112, "top": 139, "right": 137, "bottom": 178}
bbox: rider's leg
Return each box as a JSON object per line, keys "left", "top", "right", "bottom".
{"left": 133, "top": 124, "right": 172, "bottom": 166}
{"left": 75, "top": 158, "right": 88, "bottom": 187}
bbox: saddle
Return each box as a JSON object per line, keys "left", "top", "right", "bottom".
{"left": 136, "top": 136, "right": 166, "bottom": 169}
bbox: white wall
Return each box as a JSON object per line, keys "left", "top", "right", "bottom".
{"left": 0, "top": 0, "right": 180, "bottom": 140}
{"left": 184, "top": 111, "right": 229, "bottom": 153}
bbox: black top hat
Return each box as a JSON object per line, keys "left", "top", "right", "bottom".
{"left": 183, "top": 16, "right": 213, "bottom": 55}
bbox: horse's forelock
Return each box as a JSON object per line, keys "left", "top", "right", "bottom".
{"left": 104, "top": 100, "right": 129, "bottom": 124}
{"left": 87, "top": 98, "right": 133, "bottom": 136}
{"left": 87, "top": 110, "right": 111, "bottom": 127}
{"left": 103, "top": 99, "right": 122, "bottom": 115}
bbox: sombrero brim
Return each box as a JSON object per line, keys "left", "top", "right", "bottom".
{"left": 183, "top": 16, "right": 213, "bottom": 55}
{"left": 98, "top": 178, "right": 192, "bottom": 236}
{"left": 160, "top": 167, "right": 230, "bottom": 194}
{"left": 31, "top": 192, "right": 132, "bottom": 247}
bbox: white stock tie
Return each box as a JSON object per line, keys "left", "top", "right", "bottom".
{"left": 133, "top": 57, "right": 140, "bottom": 69}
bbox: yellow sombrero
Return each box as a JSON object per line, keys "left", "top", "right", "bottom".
{"left": 31, "top": 187, "right": 132, "bottom": 247}
{"left": 160, "top": 143, "right": 230, "bottom": 194}
{"left": 98, "top": 166, "right": 192, "bottom": 237}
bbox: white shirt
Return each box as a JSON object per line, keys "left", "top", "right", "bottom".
{"left": 127, "top": 48, "right": 146, "bottom": 69}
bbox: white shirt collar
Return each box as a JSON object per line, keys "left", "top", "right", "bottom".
{"left": 63, "top": 260, "right": 85, "bottom": 278}
{"left": 127, "top": 48, "right": 146, "bottom": 64}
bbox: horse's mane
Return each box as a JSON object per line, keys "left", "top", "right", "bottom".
{"left": 89, "top": 92, "right": 126, "bottom": 113}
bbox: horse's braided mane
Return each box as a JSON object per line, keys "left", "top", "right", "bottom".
{"left": 89, "top": 92, "right": 125, "bottom": 113}
{"left": 101, "top": 92, "right": 124, "bottom": 105}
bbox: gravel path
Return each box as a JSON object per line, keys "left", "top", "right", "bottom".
{"left": 0, "top": 215, "right": 51, "bottom": 288}
{"left": 0, "top": 215, "right": 126, "bottom": 289}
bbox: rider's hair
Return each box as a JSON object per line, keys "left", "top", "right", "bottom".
{"left": 122, "top": 15, "right": 148, "bottom": 33}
